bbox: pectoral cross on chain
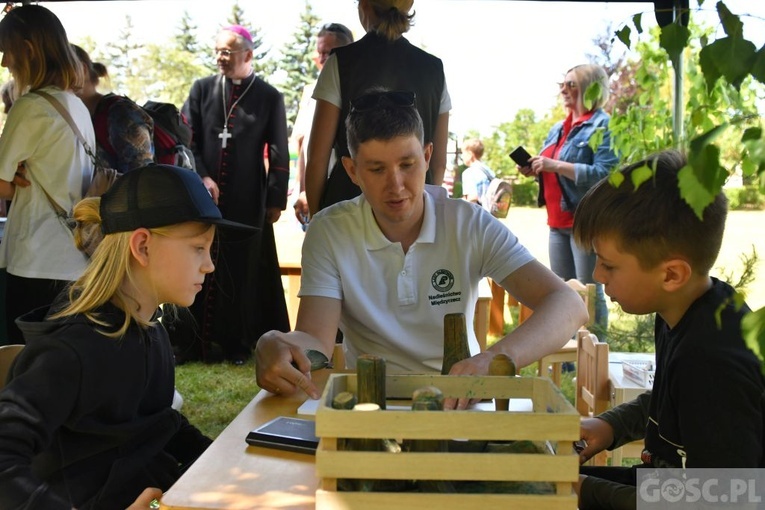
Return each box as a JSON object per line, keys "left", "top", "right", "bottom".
{"left": 219, "top": 127, "right": 232, "bottom": 149}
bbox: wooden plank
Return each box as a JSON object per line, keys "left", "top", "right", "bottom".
{"left": 316, "top": 490, "right": 577, "bottom": 510}
{"left": 316, "top": 411, "right": 579, "bottom": 441}
{"left": 315, "top": 451, "right": 579, "bottom": 482}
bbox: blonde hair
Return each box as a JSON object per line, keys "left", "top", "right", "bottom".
{"left": 0, "top": 5, "right": 83, "bottom": 97}
{"left": 462, "top": 139, "right": 484, "bottom": 159}
{"left": 369, "top": 0, "right": 415, "bottom": 40}
{"left": 569, "top": 63, "right": 610, "bottom": 112}
{"left": 50, "top": 198, "right": 209, "bottom": 338}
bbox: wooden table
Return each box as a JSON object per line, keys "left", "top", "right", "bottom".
{"left": 161, "top": 369, "right": 536, "bottom": 509}
{"left": 160, "top": 370, "right": 332, "bottom": 510}
{"left": 607, "top": 352, "right": 653, "bottom": 465}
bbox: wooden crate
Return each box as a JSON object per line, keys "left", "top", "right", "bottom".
{"left": 315, "top": 374, "right": 580, "bottom": 510}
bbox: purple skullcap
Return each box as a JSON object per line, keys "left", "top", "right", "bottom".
{"left": 223, "top": 25, "right": 253, "bottom": 43}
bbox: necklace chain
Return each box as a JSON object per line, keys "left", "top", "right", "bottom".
{"left": 220, "top": 73, "right": 256, "bottom": 131}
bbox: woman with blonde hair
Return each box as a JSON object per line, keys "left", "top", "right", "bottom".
{"left": 0, "top": 164, "right": 255, "bottom": 508}
{"left": 522, "top": 63, "right": 619, "bottom": 332}
{"left": 306, "top": 0, "right": 451, "bottom": 214}
{"left": 0, "top": 5, "right": 94, "bottom": 343}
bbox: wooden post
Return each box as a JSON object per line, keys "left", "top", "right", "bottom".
{"left": 488, "top": 354, "right": 516, "bottom": 411}
{"left": 442, "top": 313, "right": 470, "bottom": 375}
{"left": 356, "top": 354, "right": 386, "bottom": 409}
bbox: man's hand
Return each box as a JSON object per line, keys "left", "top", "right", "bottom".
{"left": 254, "top": 330, "right": 321, "bottom": 399}
{"left": 578, "top": 417, "right": 615, "bottom": 464}
{"left": 201, "top": 176, "right": 219, "bottom": 204}
{"left": 125, "top": 487, "right": 162, "bottom": 509}
{"left": 441, "top": 351, "right": 496, "bottom": 410}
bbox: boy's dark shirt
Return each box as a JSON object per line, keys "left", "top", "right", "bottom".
{"left": 644, "top": 277, "right": 763, "bottom": 467}
{"left": 582, "top": 278, "right": 765, "bottom": 509}
{"left": 601, "top": 277, "right": 764, "bottom": 468}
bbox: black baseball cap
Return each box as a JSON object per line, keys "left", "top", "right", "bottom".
{"left": 100, "top": 164, "right": 258, "bottom": 234}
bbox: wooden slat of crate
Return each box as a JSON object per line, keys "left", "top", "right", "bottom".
{"left": 317, "top": 409, "right": 578, "bottom": 441}
{"left": 316, "top": 490, "right": 577, "bottom": 510}
{"left": 316, "top": 450, "right": 579, "bottom": 481}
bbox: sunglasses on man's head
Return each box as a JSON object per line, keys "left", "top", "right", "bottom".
{"left": 350, "top": 91, "right": 416, "bottom": 113}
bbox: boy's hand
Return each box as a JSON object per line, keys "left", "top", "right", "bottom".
{"left": 254, "top": 331, "right": 320, "bottom": 399}
{"left": 578, "top": 417, "right": 615, "bottom": 464}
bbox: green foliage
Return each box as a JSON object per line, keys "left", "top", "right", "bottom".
{"left": 607, "top": 1, "right": 765, "bottom": 365}
{"left": 724, "top": 185, "right": 765, "bottom": 210}
{"left": 278, "top": 1, "right": 321, "bottom": 132}
{"left": 510, "top": 178, "right": 538, "bottom": 207}
{"left": 609, "top": 3, "right": 765, "bottom": 213}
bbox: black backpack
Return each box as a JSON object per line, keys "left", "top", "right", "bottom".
{"left": 141, "top": 100, "right": 195, "bottom": 169}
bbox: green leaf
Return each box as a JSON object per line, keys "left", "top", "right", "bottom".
{"left": 690, "top": 123, "right": 729, "bottom": 155}
{"left": 659, "top": 23, "right": 690, "bottom": 68}
{"left": 742, "top": 135, "right": 765, "bottom": 168}
{"left": 633, "top": 13, "right": 643, "bottom": 34}
{"left": 742, "top": 127, "right": 762, "bottom": 143}
{"left": 678, "top": 164, "right": 716, "bottom": 219}
{"left": 717, "top": 1, "right": 744, "bottom": 39}
{"left": 588, "top": 127, "right": 605, "bottom": 153}
{"left": 742, "top": 307, "right": 765, "bottom": 376}
{"left": 583, "top": 82, "right": 602, "bottom": 111}
{"left": 699, "top": 37, "right": 757, "bottom": 90}
{"left": 699, "top": 45, "right": 722, "bottom": 91}
{"left": 751, "top": 46, "right": 765, "bottom": 85}
{"left": 608, "top": 171, "right": 625, "bottom": 188}
{"left": 615, "top": 26, "right": 631, "bottom": 49}
{"left": 741, "top": 156, "right": 756, "bottom": 179}
{"left": 630, "top": 164, "right": 653, "bottom": 190}
{"left": 690, "top": 143, "right": 728, "bottom": 192}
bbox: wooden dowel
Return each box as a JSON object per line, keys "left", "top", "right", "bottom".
{"left": 488, "top": 353, "right": 516, "bottom": 411}
{"left": 442, "top": 313, "right": 470, "bottom": 375}
{"left": 356, "top": 354, "right": 386, "bottom": 409}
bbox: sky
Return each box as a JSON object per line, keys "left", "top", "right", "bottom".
{"left": 46, "top": 0, "right": 765, "bottom": 137}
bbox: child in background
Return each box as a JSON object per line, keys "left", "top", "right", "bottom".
{"left": 572, "top": 150, "right": 765, "bottom": 509}
{"left": 0, "top": 164, "right": 255, "bottom": 509}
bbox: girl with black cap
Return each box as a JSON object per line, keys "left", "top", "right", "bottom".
{"left": 0, "top": 164, "right": 255, "bottom": 509}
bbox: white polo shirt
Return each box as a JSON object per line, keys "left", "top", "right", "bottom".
{"left": 300, "top": 185, "right": 534, "bottom": 373}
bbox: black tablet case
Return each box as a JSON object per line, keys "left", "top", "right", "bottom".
{"left": 245, "top": 416, "right": 319, "bottom": 455}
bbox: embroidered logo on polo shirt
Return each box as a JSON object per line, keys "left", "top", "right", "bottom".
{"left": 429, "top": 269, "right": 462, "bottom": 306}
{"left": 431, "top": 269, "right": 454, "bottom": 292}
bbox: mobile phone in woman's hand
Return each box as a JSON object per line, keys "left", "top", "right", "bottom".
{"left": 509, "top": 146, "right": 532, "bottom": 168}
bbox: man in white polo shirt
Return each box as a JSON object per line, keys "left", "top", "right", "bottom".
{"left": 255, "top": 89, "right": 587, "bottom": 409}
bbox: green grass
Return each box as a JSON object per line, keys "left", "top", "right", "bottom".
{"left": 175, "top": 359, "right": 260, "bottom": 439}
